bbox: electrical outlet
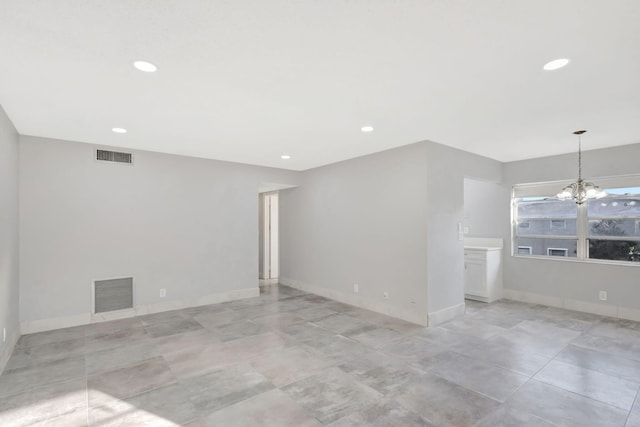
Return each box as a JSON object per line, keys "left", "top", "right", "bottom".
{"left": 160, "top": 288, "right": 167, "bottom": 298}
{"left": 599, "top": 290, "right": 607, "bottom": 301}
{"left": 353, "top": 283, "right": 359, "bottom": 293}
{"left": 383, "top": 292, "right": 389, "bottom": 299}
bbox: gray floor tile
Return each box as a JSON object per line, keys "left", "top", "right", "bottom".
{"left": 628, "top": 393, "right": 640, "bottom": 427}
{"left": 83, "top": 317, "right": 143, "bottom": 337}
{"left": 152, "top": 328, "right": 220, "bottom": 355}
{"left": 35, "top": 406, "right": 88, "bottom": 427}
{"left": 300, "top": 333, "right": 368, "bottom": 362}
{"left": 327, "top": 398, "right": 434, "bottom": 427}
{"left": 6, "top": 337, "right": 85, "bottom": 370}
{"left": 0, "top": 378, "right": 86, "bottom": 426}
{"left": 278, "top": 321, "right": 336, "bottom": 341}
{"left": 511, "top": 320, "right": 581, "bottom": 342}
{"left": 346, "top": 327, "right": 406, "bottom": 349}
{"left": 411, "top": 326, "right": 485, "bottom": 352}
{"left": 17, "top": 326, "right": 85, "bottom": 348}
{"left": 181, "top": 303, "right": 229, "bottom": 317}
{"left": 0, "top": 356, "right": 86, "bottom": 398}
{"left": 144, "top": 317, "right": 204, "bottom": 338}
{"left": 180, "top": 362, "right": 274, "bottom": 416}
{"left": 84, "top": 326, "right": 152, "bottom": 354}
{"left": 311, "top": 314, "right": 375, "bottom": 335}
{"left": 89, "top": 382, "right": 197, "bottom": 426}
{"left": 507, "top": 379, "right": 628, "bottom": 426}
{"left": 338, "top": 351, "right": 418, "bottom": 395}
{"left": 572, "top": 332, "right": 640, "bottom": 361}
{"left": 87, "top": 357, "right": 177, "bottom": 407}
{"left": 282, "top": 366, "right": 383, "bottom": 424}
{"left": 4, "top": 284, "right": 640, "bottom": 426}
{"left": 212, "top": 319, "right": 273, "bottom": 341}
{"left": 192, "top": 309, "right": 247, "bottom": 329}
{"left": 200, "top": 388, "right": 321, "bottom": 427}
{"left": 439, "top": 317, "right": 507, "bottom": 339}
{"left": 139, "top": 309, "right": 188, "bottom": 326}
{"left": 294, "top": 306, "right": 338, "bottom": 321}
{"left": 249, "top": 345, "right": 334, "bottom": 387}
{"left": 379, "top": 335, "right": 447, "bottom": 362}
{"left": 85, "top": 341, "right": 160, "bottom": 375}
{"left": 415, "top": 350, "right": 529, "bottom": 402}
{"left": 555, "top": 344, "right": 640, "bottom": 383}
{"left": 462, "top": 340, "right": 551, "bottom": 376}
{"left": 475, "top": 404, "right": 557, "bottom": 427}
{"left": 488, "top": 328, "right": 570, "bottom": 358}
{"left": 393, "top": 371, "right": 500, "bottom": 427}
{"left": 534, "top": 359, "right": 640, "bottom": 410}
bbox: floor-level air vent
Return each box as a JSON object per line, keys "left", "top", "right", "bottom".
{"left": 96, "top": 149, "right": 133, "bottom": 164}
{"left": 94, "top": 277, "right": 134, "bottom": 313}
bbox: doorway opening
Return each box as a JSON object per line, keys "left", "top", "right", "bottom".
{"left": 259, "top": 192, "right": 279, "bottom": 283}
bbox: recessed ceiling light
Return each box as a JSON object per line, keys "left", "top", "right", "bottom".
{"left": 133, "top": 60, "right": 158, "bottom": 72}
{"left": 361, "top": 126, "right": 374, "bottom": 133}
{"left": 281, "top": 154, "right": 291, "bottom": 160}
{"left": 543, "top": 58, "right": 570, "bottom": 71}
{"left": 112, "top": 127, "right": 127, "bottom": 134}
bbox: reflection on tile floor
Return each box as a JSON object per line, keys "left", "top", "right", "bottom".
{"left": 2, "top": 284, "right": 640, "bottom": 426}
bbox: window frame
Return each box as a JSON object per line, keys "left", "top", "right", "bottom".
{"left": 512, "top": 175, "right": 640, "bottom": 266}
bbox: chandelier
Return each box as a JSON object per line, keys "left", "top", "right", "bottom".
{"left": 556, "top": 130, "right": 606, "bottom": 205}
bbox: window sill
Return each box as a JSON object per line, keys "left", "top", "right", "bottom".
{"left": 512, "top": 254, "right": 640, "bottom": 267}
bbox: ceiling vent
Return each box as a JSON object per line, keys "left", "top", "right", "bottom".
{"left": 96, "top": 149, "right": 133, "bottom": 164}
{"left": 94, "top": 277, "right": 134, "bottom": 314}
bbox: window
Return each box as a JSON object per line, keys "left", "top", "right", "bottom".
{"left": 513, "top": 180, "right": 640, "bottom": 263}
{"left": 513, "top": 196, "right": 578, "bottom": 258}
{"left": 547, "top": 248, "right": 568, "bottom": 256}
{"left": 587, "top": 187, "right": 640, "bottom": 262}
{"left": 517, "top": 246, "right": 532, "bottom": 255}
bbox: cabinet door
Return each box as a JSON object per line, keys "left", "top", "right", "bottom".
{"left": 464, "top": 258, "right": 487, "bottom": 297}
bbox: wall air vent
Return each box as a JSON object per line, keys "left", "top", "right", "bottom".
{"left": 94, "top": 277, "right": 134, "bottom": 313}
{"left": 96, "top": 149, "right": 133, "bottom": 164}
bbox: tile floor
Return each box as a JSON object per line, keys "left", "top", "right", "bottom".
{"left": 1, "top": 284, "right": 640, "bottom": 426}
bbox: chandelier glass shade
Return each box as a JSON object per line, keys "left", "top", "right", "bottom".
{"left": 556, "top": 130, "right": 606, "bottom": 205}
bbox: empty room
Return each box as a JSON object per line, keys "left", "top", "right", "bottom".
{"left": 1, "top": 1, "right": 640, "bottom": 426}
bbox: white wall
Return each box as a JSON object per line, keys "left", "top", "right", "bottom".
{"left": 503, "top": 142, "right": 640, "bottom": 319}
{"left": 279, "top": 141, "right": 504, "bottom": 325}
{"left": 19, "top": 136, "right": 299, "bottom": 332}
{"left": 464, "top": 177, "right": 509, "bottom": 238}
{"left": 0, "top": 106, "right": 20, "bottom": 374}
{"left": 424, "top": 143, "right": 503, "bottom": 315}
{"left": 279, "top": 143, "right": 431, "bottom": 324}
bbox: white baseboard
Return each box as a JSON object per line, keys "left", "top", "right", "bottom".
{"left": 259, "top": 278, "right": 278, "bottom": 286}
{"left": 21, "top": 313, "right": 91, "bottom": 335}
{"left": 20, "top": 287, "right": 260, "bottom": 335}
{"left": 280, "top": 276, "right": 429, "bottom": 326}
{"left": 0, "top": 327, "right": 20, "bottom": 376}
{"left": 503, "top": 289, "right": 640, "bottom": 321}
{"left": 428, "top": 302, "right": 466, "bottom": 327}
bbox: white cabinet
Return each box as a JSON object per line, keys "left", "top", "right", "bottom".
{"left": 464, "top": 247, "right": 502, "bottom": 302}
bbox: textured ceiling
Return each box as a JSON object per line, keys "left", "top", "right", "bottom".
{"left": 1, "top": 0, "right": 639, "bottom": 170}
